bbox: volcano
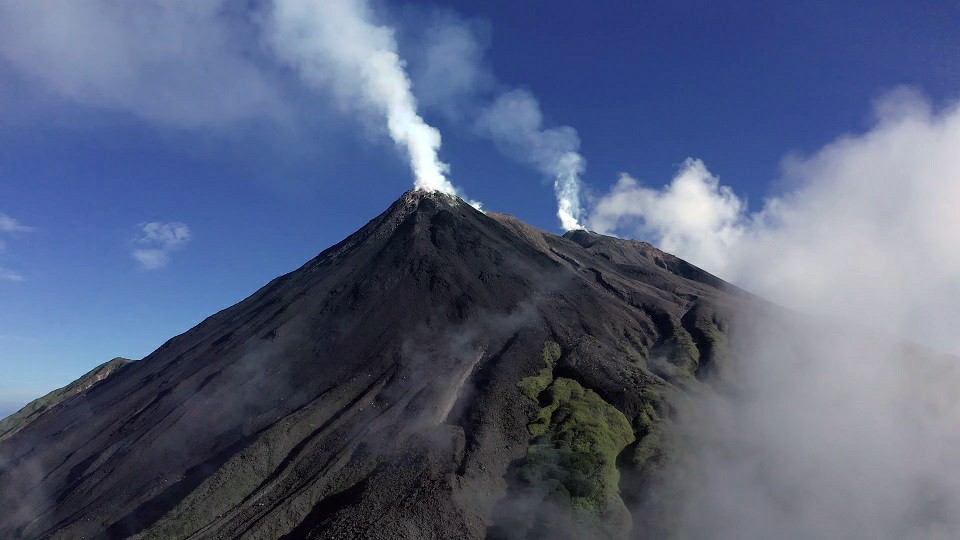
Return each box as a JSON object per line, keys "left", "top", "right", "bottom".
{"left": 0, "top": 190, "right": 750, "bottom": 539}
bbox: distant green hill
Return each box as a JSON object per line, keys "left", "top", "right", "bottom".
{"left": 0, "top": 357, "right": 133, "bottom": 441}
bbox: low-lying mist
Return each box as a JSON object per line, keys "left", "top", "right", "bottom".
{"left": 655, "top": 312, "right": 960, "bottom": 539}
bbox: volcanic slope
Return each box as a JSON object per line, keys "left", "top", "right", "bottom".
{"left": 0, "top": 190, "right": 748, "bottom": 539}
{"left": 0, "top": 357, "right": 133, "bottom": 442}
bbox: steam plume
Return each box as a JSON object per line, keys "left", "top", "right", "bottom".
{"left": 267, "top": 0, "right": 459, "bottom": 195}
{"left": 411, "top": 16, "right": 585, "bottom": 229}
{"left": 476, "top": 90, "right": 585, "bottom": 230}
{"left": 0, "top": 0, "right": 470, "bottom": 198}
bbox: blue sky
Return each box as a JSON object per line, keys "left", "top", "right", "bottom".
{"left": 0, "top": 0, "right": 957, "bottom": 415}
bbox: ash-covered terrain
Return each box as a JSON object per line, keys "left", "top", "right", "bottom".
{"left": 0, "top": 190, "right": 751, "bottom": 539}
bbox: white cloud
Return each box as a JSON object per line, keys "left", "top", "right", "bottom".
{"left": 589, "top": 159, "right": 747, "bottom": 274}
{"left": 730, "top": 92, "right": 960, "bottom": 350}
{"left": 0, "top": 0, "right": 286, "bottom": 129}
{"left": 590, "top": 90, "right": 960, "bottom": 351}
{"left": 595, "top": 89, "right": 960, "bottom": 537}
{"left": 132, "top": 222, "right": 191, "bottom": 270}
{"left": 0, "top": 267, "right": 24, "bottom": 282}
{"left": 476, "top": 90, "right": 585, "bottom": 230}
{"left": 138, "top": 222, "right": 191, "bottom": 250}
{"left": 0, "top": 212, "right": 32, "bottom": 281}
{"left": 0, "top": 213, "right": 33, "bottom": 234}
{"left": 131, "top": 249, "right": 171, "bottom": 271}
{"left": 0, "top": 0, "right": 473, "bottom": 199}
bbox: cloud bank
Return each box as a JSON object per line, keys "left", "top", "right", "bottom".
{"left": 591, "top": 90, "right": 960, "bottom": 538}
{"left": 132, "top": 222, "right": 191, "bottom": 270}
{"left": 591, "top": 89, "right": 960, "bottom": 351}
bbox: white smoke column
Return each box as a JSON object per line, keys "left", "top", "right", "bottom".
{"left": 476, "top": 90, "right": 585, "bottom": 230}
{"left": 553, "top": 153, "right": 586, "bottom": 231}
{"left": 268, "top": 0, "right": 458, "bottom": 195}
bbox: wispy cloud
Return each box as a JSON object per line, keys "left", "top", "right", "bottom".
{"left": 132, "top": 222, "right": 191, "bottom": 270}
{"left": 0, "top": 212, "right": 32, "bottom": 281}
{"left": 411, "top": 12, "right": 492, "bottom": 122}
{"left": 0, "top": 0, "right": 286, "bottom": 129}
{"left": 0, "top": 213, "right": 33, "bottom": 234}
{"left": 0, "top": 267, "right": 24, "bottom": 282}
{"left": 0, "top": 0, "right": 477, "bottom": 200}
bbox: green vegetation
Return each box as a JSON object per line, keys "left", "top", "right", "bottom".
{"left": 0, "top": 357, "right": 132, "bottom": 441}
{"left": 517, "top": 341, "right": 561, "bottom": 400}
{"left": 631, "top": 386, "right": 671, "bottom": 471}
{"left": 503, "top": 319, "right": 732, "bottom": 537}
{"left": 616, "top": 329, "right": 649, "bottom": 365}
{"left": 647, "top": 323, "right": 702, "bottom": 381}
{"left": 519, "top": 378, "right": 635, "bottom": 517}
{"left": 698, "top": 319, "right": 731, "bottom": 378}
{"left": 507, "top": 342, "right": 635, "bottom": 538}
{"left": 703, "top": 320, "right": 727, "bottom": 349}
{"left": 667, "top": 327, "right": 699, "bottom": 371}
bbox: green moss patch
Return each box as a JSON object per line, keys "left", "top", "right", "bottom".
{"left": 504, "top": 342, "right": 635, "bottom": 538}
{"left": 697, "top": 320, "right": 731, "bottom": 378}
{"left": 520, "top": 378, "right": 635, "bottom": 517}
{"left": 667, "top": 327, "right": 699, "bottom": 371}
{"left": 631, "top": 387, "right": 671, "bottom": 471}
{"left": 517, "top": 341, "right": 561, "bottom": 400}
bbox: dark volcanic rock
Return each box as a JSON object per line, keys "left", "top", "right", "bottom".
{"left": 0, "top": 191, "right": 749, "bottom": 539}
{"left": 0, "top": 357, "right": 133, "bottom": 442}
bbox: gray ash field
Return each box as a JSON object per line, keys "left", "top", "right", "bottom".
{"left": 0, "top": 190, "right": 752, "bottom": 539}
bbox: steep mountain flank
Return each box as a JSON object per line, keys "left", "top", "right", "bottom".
{"left": 0, "top": 358, "right": 133, "bottom": 442}
{"left": 0, "top": 191, "right": 749, "bottom": 539}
